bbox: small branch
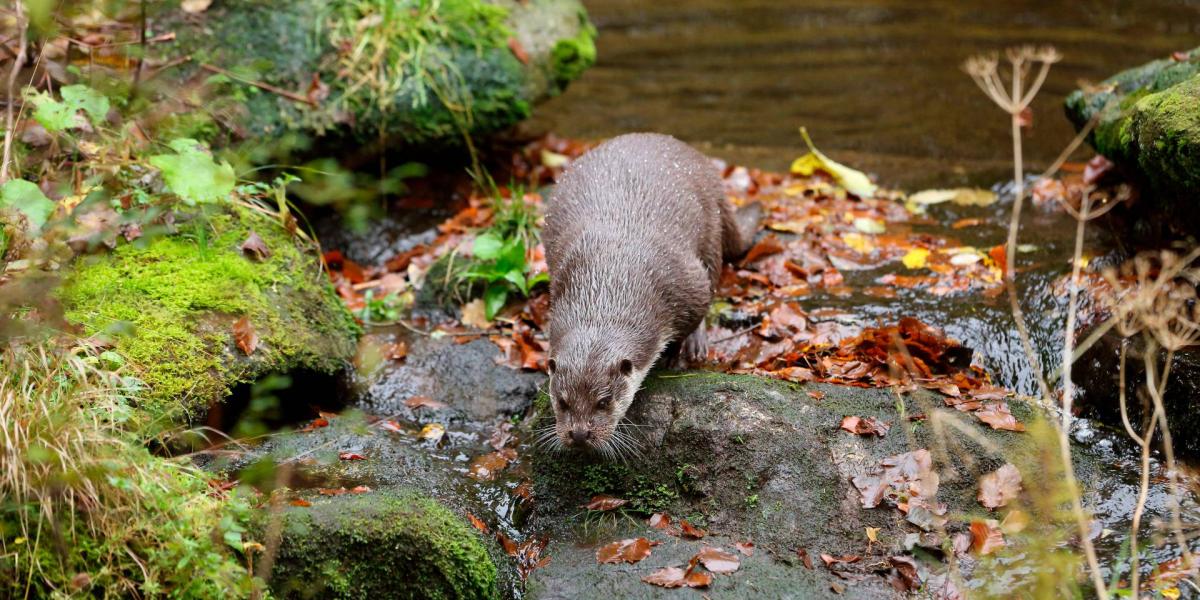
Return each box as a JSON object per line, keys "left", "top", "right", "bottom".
{"left": 199, "top": 63, "right": 316, "bottom": 107}
{"left": 0, "top": 0, "right": 28, "bottom": 183}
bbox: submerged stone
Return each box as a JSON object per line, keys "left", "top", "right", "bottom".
{"left": 1065, "top": 48, "right": 1200, "bottom": 233}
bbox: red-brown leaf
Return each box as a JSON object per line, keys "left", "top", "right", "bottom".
{"left": 596, "top": 538, "right": 656, "bottom": 564}
{"left": 467, "top": 512, "right": 489, "bottom": 533}
{"left": 975, "top": 402, "right": 1026, "bottom": 431}
{"left": 338, "top": 452, "right": 366, "bottom": 461}
{"left": 289, "top": 498, "right": 312, "bottom": 507}
{"left": 970, "top": 519, "right": 1006, "bottom": 555}
{"left": 232, "top": 317, "right": 258, "bottom": 355}
{"left": 468, "top": 451, "right": 514, "bottom": 481}
{"left": 839, "top": 415, "right": 890, "bottom": 437}
{"left": 497, "top": 532, "right": 519, "bottom": 556}
{"left": 298, "top": 417, "right": 329, "bottom": 432}
{"left": 582, "top": 495, "right": 628, "bottom": 511}
{"left": 641, "top": 567, "right": 712, "bottom": 589}
{"left": 241, "top": 231, "right": 271, "bottom": 261}
{"left": 820, "top": 554, "right": 861, "bottom": 567}
{"left": 405, "top": 395, "right": 448, "bottom": 411}
{"left": 739, "top": 234, "right": 784, "bottom": 266}
{"left": 796, "top": 547, "right": 814, "bottom": 569}
{"left": 350, "top": 485, "right": 371, "bottom": 494}
{"left": 680, "top": 519, "right": 707, "bottom": 539}
{"left": 977, "top": 463, "right": 1023, "bottom": 509}
{"left": 735, "top": 541, "right": 755, "bottom": 556}
{"left": 648, "top": 512, "right": 672, "bottom": 529}
{"left": 696, "top": 546, "right": 740, "bottom": 574}
{"left": 507, "top": 37, "right": 530, "bottom": 64}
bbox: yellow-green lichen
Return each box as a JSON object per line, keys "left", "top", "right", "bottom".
{"left": 58, "top": 207, "right": 359, "bottom": 422}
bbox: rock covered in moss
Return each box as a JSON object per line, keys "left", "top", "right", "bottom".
{"left": 58, "top": 206, "right": 359, "bottom": 421}
{"left": 1065, "top": 49, "right": 1200, "bottom": 230}
{"left": 263, "top": 489, "right": 498, "bottom": 599}
{"left": 160, "top": 0, "right": 596, "bottom": 145}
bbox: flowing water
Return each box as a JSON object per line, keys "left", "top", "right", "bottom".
{"left": 528, "top": 0, "right": 1200, "bottom": 189}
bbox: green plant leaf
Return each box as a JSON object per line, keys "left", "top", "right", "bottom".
{"left": 495, "top": 237, "right": 526, "bottom": 274}
{"left": 26, "top": 90, "right": 78, "bottom": 132}
{"left": 503, "top": 269, "right": 527, "bottom": 295}
{"left": 527, "top": 272, "right": 550, "bottom": 289}
{"left": 60, "top": 84, "right": 110, "bottom": 125}
{"left": 473, "top": 232, "right": 504, "bottom": 260}
{"left": 483, "top": 282, "right": 508, "bottom": 320}
{"left": 0, "top": 179, "right": 55, "bottom": 230}
{"left": 148, "top": 139, "right": 236, "bottom": 206}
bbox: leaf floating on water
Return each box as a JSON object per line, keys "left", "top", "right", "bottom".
{"left": 379, "top": 419, "right": 404, "bottom": 434}
{"left": 468, "top": 450, "right": 515, "bottom": 481}
{"left": 232, "top": 317, "right": 258, "bottom": 355}
{"left": 696, "top": 546, "right": 740, "bottom": 574}
{"left": 790, "top": 128, "right": 878, "bottom": 198}
{"left": 978, "top": 463, "right": 1023, "bottom": 509}
{"left": 467, "top": 513, "right": 489, "bottom": 533}
{"left": 582, "top": 495, "right": 628, "bottom": 511}
{"left": 839, "top": 415, "right": 890, "bottom": 437}
{"left": 679, "top": 519, "right": 707, "bottom": 539}
{"left": 418, "top": 423, "right": 446, "bottom": 442}
{"left": 596, "top": 538, "right": 657, "bottom": 564}
{"left": 907, "top": 188, "right": 996, "bottom": 207}
{"left": 970, "top": 519, "right": 1005, "bottom": 555}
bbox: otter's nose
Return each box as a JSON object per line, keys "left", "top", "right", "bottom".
{"left": 571, "top": 427, "right": 589, "bottom": 444}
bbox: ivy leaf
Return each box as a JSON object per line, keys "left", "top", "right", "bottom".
{"left": 148, "top": 139, "right": 236, "bottom": 206}
{"left": 483, "top": 282, "right": 508, "bottom": 320}
{"left": 473, "top": 232, "right": 504, "bottom": 260}
{"left": 1, "top": 179, "right": 55, "bottom": 230}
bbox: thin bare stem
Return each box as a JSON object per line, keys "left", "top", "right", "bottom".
{"left": 1, "top": 0, "right": 28, "bottom": 183}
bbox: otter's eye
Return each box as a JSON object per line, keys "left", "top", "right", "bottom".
{"left": 596, "top": 396, "right": 611, "bottom": 411}
{"left": 556, "top": 397, "right": 569, "bottom": 412}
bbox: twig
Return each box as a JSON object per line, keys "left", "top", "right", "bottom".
{"left": 199, "top": 63, "right": 316, "bottom": 107}
{"left": 709, "top": 324, "right": 758, "bottom": 345}
{"left": 1, "top": 0, "right": 28, "bottom": 183}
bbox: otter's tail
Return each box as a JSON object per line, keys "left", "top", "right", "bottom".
{"left": 721, "top": 200, "right": 763, "bottom": 261}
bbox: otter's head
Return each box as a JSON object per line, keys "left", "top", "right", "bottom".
{"left": 546, "top": 329, "right": 652, "bottom": 455}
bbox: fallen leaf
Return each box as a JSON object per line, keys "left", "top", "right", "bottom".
{"left": 596, "top": 538, "right": 656, "bottom": 564}
{"left": 696, "top": 546, "right": 740, "bottom": 574}
{"left": 582, "top": 495, "right": 628, "bottom": 511}
{"left": 461, "top": 298, "right": 492, "bottom": 329}
{"left": 648, "top": 513, "right": 672, "bottom": 530}
{"left": 975, "top": 403, "right": 1025, "bottom": 431}
{"left": 907, "top": 188, "right": 996, "bottom": 207}
{"left": 468, "top": 451, "right": 514, "bottom": 480}
{"left": 739, "top": 234, "right": 785, "bottom": 266}
{"left": 298, "top": 417, "right": 329, "bottom": 432}
{"left": 507, "top": 37, "right": 530, "bottom": 64}
{"left": 851, "top": 449, "right": 940, "bottom": 510}
{"left": 902, "top": 248, "right": 930, "bottom": 269}
{"left": 181, "top": 0, "right": 212, "bottom": 13}
{"left": 866, "top": 527, "right": 880, "bottom": 546}
{"left": 887, "top": 555, "right": 920, "bottom": 592}
{"left": 232, "top": 317, "right": 258, "bottom": 355}
{"left": 807, "top": 390, "right": 826, "bottom": 400}
{"left": 796, "top": 547, "right": 814, "bottom": 569}
{"left": 977, "top": 463, "right": 1022, "bottom": 509}
{"left": 951, "top": 217, "right": 984, "bottom": 229}
{"left": 852, "top": 217, "right": 886, "bottom": 234}
{"left": 735, "top": 541, "right": 755, "bottom": 556}
{"left": 791, "top": 127, "right": 877, "bottom": 198}
{"left": 839, "top": 415, "right": 890, "bottom": 437}
{"left": 350, "top": 485, "right": 371, "bottom": 494}
{"left": 1000, "top": 509, "right": 1030, "bottom": 534}
{"left": 289, "top": 498, "right": 312, "bottom": 507}
{"left": 970, "top": 519, "right": 1005, "bottom": 555}
{"left": 338, "top": 452, "right": 366, "bottom": 461}
{"left": 419, "top": 423, "right": 446, "bottom": 442}
{"left": 467, "top": 513, "right": 489, "bottom": 533}
{"left": 405, "top": 395, "right": 448, "bottom": 411}
{"left": 821, "top": 554, "right": 861, "bottom": 567}
{"left": 379, "top": 420, "right": 404, "bottom": 434}
{"left": 642, "top": 567, "right": 712, "bottom": 589}
{"left": 241, "top": 231, "right": 271, "bottom": 261}
{"left": 497, "top": 532, "right": 518, "bottom": 556}
{"left": 680, "top": 519, "right": 707, "bottom": 539}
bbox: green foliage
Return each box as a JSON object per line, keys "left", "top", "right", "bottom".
{"left": 24, "top": 84, "right": 110, "bottom": 132}
{"left": 0, "top": 179, "right": 54, "bottom": 230}
{"left": 148, "top": 138, "right": 237, "bottom": 206}
{"left": 551, "top": 17, "right": 597, "bottom": 86}
{"left": 355, "top": 289, "right": 413, "bottom": 326}
{"left": 455, "top": 185, "right": 547, "bottom": 319}
{"left": 0, "top": 343, "right": 260, "bottom": 598}
{"left": 580, "top": 463, "right": 680, "bottom": 515}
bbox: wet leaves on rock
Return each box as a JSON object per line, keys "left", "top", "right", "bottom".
{"left": 977, "top": 463, "right": 1023, "bottom": 509}
{"left": 839, "top": 415, "right": 890, "bottom": 437}
{"left": 582, "top": 495, "right": 628, "bottom": 511}
{"left": 595, "top": 538, "right": 657, "bottom": 564}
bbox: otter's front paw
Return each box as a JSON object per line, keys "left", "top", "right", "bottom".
{"left": 674, "top": 326, "right": 709, "bottom": 369}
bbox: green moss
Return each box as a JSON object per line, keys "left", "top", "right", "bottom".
{"left": 264, "top": 489, "right": 498, "bottom": 599}
{"left": 550, "top": 15, "right": 597, "bottom": 87}
{"left": 58, "top": 207, "right": 359, "bottom": 422}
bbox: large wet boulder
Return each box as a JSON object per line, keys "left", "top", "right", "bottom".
{"left": 1065, "top": 49, "right": 1200, "bottom": 232}
{"left": 58, "top": 206, "right": 359, "bottom": 422}
{"left": 160, "top": 0, "right": 596, "bottom": 145}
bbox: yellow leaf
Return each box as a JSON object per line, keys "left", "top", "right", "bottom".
{"left": 419, "top": 423, "right": 446, "bottom": 442}
{"left": 1162, "top": 587, "right": 1181, "bottom": 600}
{"left": 901, "top": 248, "right": 929, "bottom": 269}
{"left": 852, "top": 217, "right": 885, "bottom": 234}
{"left": 841, "top": 233, "right": 875, "bottom": 254}
{"left": 460, "top": 298, "right": 492, "bottom": 329}
{"left": 865, "top": 527, "right": 880, "bottom": 543}
{"left": 907, "top": 188, "right": 997, "bottom": 207}
{"left": 540, "top": 149, "right": 569, "bottom": 168}
{"left": 790, "top": 128, "right": 877, "bottom": 198}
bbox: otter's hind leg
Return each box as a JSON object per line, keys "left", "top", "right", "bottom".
{"left": 721, "top": 200, "right": 763, "bottom": 260}
{"left": 664, "top": 325, "right": 708, "bottom": 370}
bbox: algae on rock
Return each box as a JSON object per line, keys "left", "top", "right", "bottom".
{"left": 59, "top": 206, "right": 359, "bottom": 421}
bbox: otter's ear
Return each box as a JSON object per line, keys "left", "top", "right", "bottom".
{"left": 548, "top": 358, "right": 557, "bottom": 374}
{"left": 619, "top": 359, "right": 633, "bottom": 376}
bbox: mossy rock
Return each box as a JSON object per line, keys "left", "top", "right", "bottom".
{"left": 262, "top": 489, "right": 499, "bottom": 599}
{"left": 58, "top": 206, "right": 359, "bottom": 422}
{"left": 1065, "top": 48, "right": 1200, "bottom": 232}
{"left": 157, "top": 0, "right": 596, "bottom": 146}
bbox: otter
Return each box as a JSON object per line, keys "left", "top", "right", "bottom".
{"left": 541, "top": 133, "right": 760, "bottom": 457}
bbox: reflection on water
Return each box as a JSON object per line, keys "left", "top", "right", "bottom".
{"left": 528, "top": 0, "right": 1200, "bottom": 188}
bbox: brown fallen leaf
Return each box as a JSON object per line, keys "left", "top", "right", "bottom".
{"left": 839, "top": 415, "right": 890, "bottom": 437}
{"left": 975, "top": 402, "right": 1025, "bottom": 431}
{"left": 977, "top": 463, "right": 1023, "bottom": 509}
{"left": 648, "top": 512, "right": 672, "bottom": 530}
{"left": 468, "top": 451, "right": 515, "bottom": 481}
{"left": 497, "top": 532, "right": 518, "bottom": 556}
{"left": 680, "top": 519, "right": 707, "bottom": 539}
{"left": 739, "top": 234, "right": 785, "bottom": 266}
{"left": 379, "top": 420, "right": 404, "bottom": 434}
{"left": 582, "top": 495, "right": 628, "bottom": 511}
{"left": 317, "top": 487, "right": 348, "bottom": 496}
{"left": 887, "top": 555, "right": 920, "bottom": 592}
{"left": 338, "top": 452, "right": 366, "bottom": 461}
{"left": 796, "top": 547, "right": 814, "bottom": 569}
{"left": 970, "top": 519, "right": 1005, "bottom": 555}
{"left": 241, "top": 231, "right": 271, "bottom": 261}
{"left": 596, "top": 538, "right": 657, "bottom": 564}
{"left": 405, "top": 395, "right": 448, "bottom": 411}
{"left": 696, "top": 546, "right": 740, "bottom": 574}
{"left": 350, "top": 485, "right": 371, "bottom": 494}
{"left": 807, "top": 390, "right": 826, "bottom": 401}
{"left": 735, "top": 541, "right": 755, "bottom": 556}
{"left": 232, "top": 317, "right": 258, "bottom": 355}
{"left": 820, "top": 554, "right": 861, "bottom": 567}
{"left": 384, "top": 341, "right": 408, "bottom": 361}
{"left": 289, "top": 498, "right": 312, "bottom": 507}
{"left": 467, "top": 512, "right": 489, "bottom": 533}
{"left": 507, "top": 37, "right": 530, "bottom": 64}
{"left": 641, "top": 566, "right": 712, "bottom": 589}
